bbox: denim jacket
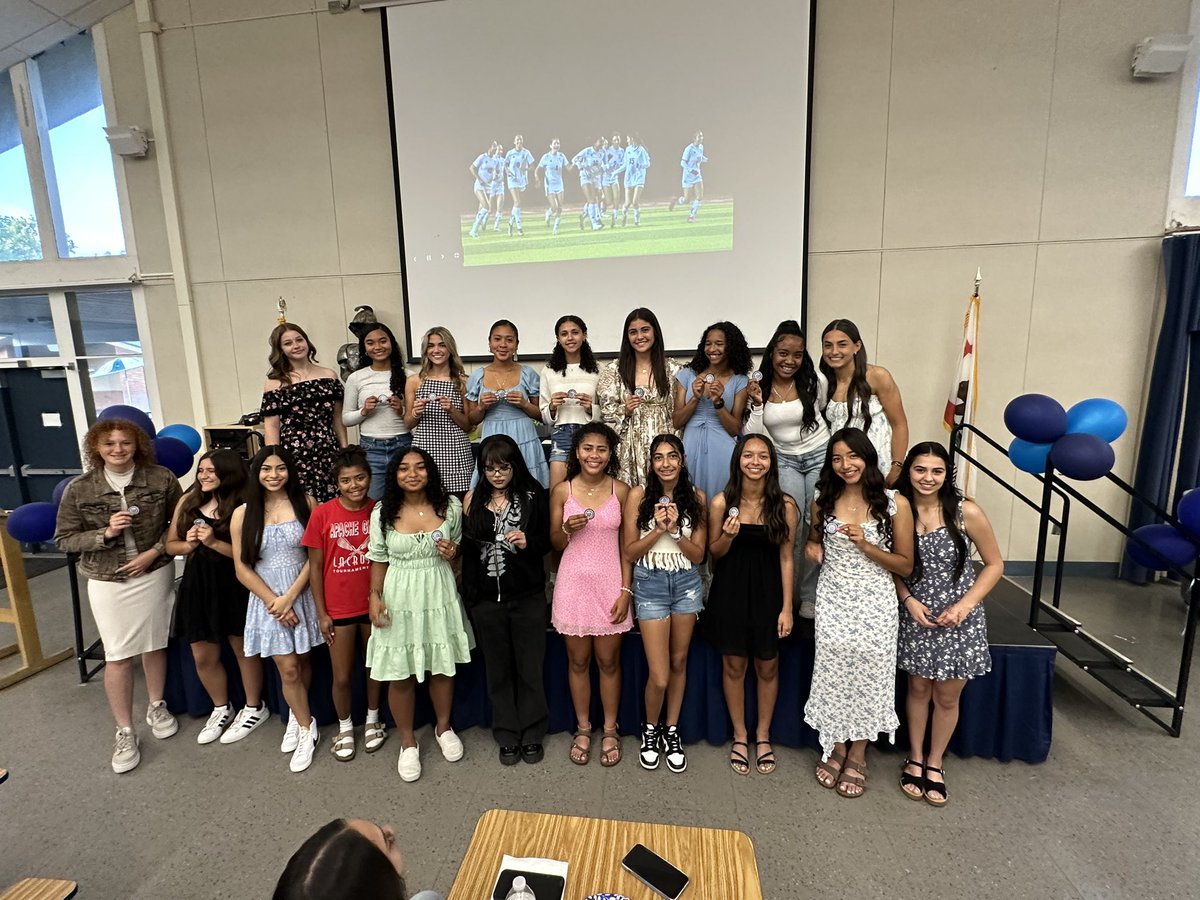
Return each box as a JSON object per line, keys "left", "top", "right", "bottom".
{"left": 54, "top": 465, "right": 183, "bottom": 581}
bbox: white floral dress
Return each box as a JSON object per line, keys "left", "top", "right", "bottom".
{"left": 803, "top": 490, "right": 900, "bottom": 759}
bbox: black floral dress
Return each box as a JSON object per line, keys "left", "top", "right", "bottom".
{"left": 260, "top": 377, "right": 343, "bottom": 502}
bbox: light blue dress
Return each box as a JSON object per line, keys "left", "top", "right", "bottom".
{"left": 466, "top": 365, "right": 549, "bottom": 487}
{"left": 242, "top": 519, "right": 324, "bottom": 658}
{"left": 676, "top": 369, "right": 748, "bottom": 502}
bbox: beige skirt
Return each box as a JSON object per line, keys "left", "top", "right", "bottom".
{"left": 87, "top": 566, "right": 175, "bottom": 661}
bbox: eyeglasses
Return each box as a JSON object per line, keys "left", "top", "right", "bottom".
{"left": 484, "top": 464, "right": 512, "bottom": 474}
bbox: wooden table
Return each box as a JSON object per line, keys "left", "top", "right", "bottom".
{"left": 0, "top": 879, "right": 78, "bottom": 900}
{"left": 449, "top": 809, "right": 762, "bottom": 899}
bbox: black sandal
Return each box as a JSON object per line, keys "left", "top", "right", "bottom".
{"left": 729, "top": 741, "right": 751, "bottom": 776}
{"left": 900, "top": 758, "right": 925, "bottom": 800}
{"left": 923, "top": 765, "right": 948, "bottom": 807}
{"left": 754, "top": 740, "right": 776, "bottom": 775}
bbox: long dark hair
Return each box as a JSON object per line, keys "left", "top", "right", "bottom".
{"left": 356, "top": 322, "right": 407, "bottom": 400}
{"left": 814, "top": 428, "right": 892, "bottom": 547}
{"left": 758, "top": 320, "right": 820, "bottom": 431}
{"left": 273, "top": 819, "right": 407, "bottom": 900}
{"left": 819, "top": 319, "right": 874, "bottom": 430}
{"left": 241, "top": 445, "right": 311, "bottom": 566}
{"left": 565, "top": 422, "right": 621, "bottom": 481}
{"left": 465, "top": 435, "right": 544, "bottom": 538}
{"left": 637, "top": 434, "right": 703, "bottom": 533}
{"left": 379, "top": 446, "right": 449, "bottom": 535}
{"left": 685, "top": 321, "right": 752, "bottom": 376}
{"left": 267, "top": 322, "right": 319, "bottom": 384}
{"left": 617, "top": 308, "right": 669, "bottom": 395}
{"left": 721, "top": 434, "right": 790, "bottom": 545}
{"left": 176, "top": 449, "right": 247, "bottom": 539}
{"left": 547, "top": 314, "right": 599, "bottom": 374}
{"left": 895, "top": 441, "right": 967, "bottom": 582}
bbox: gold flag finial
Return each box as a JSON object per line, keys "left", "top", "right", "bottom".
{"left": 276, "top": 297, "right": 287, "bottom": 325}
{"left": 973, "top": 268, "right": 982, "bottom": 297}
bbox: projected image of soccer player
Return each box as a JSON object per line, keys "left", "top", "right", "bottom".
{"left": 602, "top": 132, "right": 624, "bottom": 227}
{"left": 570, "top": 137, "right": 606, "bottom": 231}
{"left": 536, "top": 137, "right": 567, "bottom": 235}
{"left": 469, "top": 141, "right": 500, "bottom": 238}
{"left": 669, "top": 129, "right": 708, "bottom": 223}
{"left": 504, "top": 134, "right": 535, "bottom": 236}
{"left": 486, "top": 142, "right": 507, "bottom": 233}
{"left": 621, "top": 134, "right": 651, "bottom": 226}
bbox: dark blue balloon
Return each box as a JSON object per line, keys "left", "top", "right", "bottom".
{"left": 51, "top": 476, "right": 76, "bottom": 506}
{"left": 1177, "top": 488, "right": 1200, "bottom": 542}
{"left": 6, "top": 502, "right": 58, "bottom": 543}
{"left": 1008, "top": 438, "right": 1053, "bottom": 474}
{"left": 158, "top": 423, "right": 202, "bottom": 455}
{"left": 1065, "top": 398, "right": 1127, "bottom": 443}
{"left": 153, "top": 436, "right": 194, "bottom": 477}
{"left": 1050, "top": 433, "right": 1115, "bottom": 481}
{"left": 1004, "top": 394, "right": 1068, "bottom": 444}
{"left": 98, "top": 405, "right": 157, "bottom": 439}
{"left": 1125, "top": 524, "right": 1200, "bottom": 571}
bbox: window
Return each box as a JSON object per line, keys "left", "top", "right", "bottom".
{"left": 0, "top": 295, "right": 54, "bottom": 358}
{"left": 0, "top": 70, "right": 42, "bottom": 262}
{"left": 69, "top": 289, "right": 147, "bottom": 412}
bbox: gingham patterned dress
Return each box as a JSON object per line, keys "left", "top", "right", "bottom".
{"left": 411, "top": 377, "right": 474, "bottom": 493}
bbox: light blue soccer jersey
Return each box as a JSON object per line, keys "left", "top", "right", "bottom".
{"left": 472, "top": 152, "right": 491, "bottom": 193}
{"left": 573, "top": 147, "right": 604, "bottom": 186}
{"left": 538, "top": 151, "right": 567, "bottom": 193}
{"left": 477, "top": 154, "right": 505, "bottom": 196}
{"left": 505, "top": 147, "right": 535, "bottom": 189}
{"left": 623, "top": 145, "right": 651, "bottom": 188}
{"left": 602, "top": 145, "right": 624, "bottom": 187}
{"left": 680, "top": 142, "right": 707, "bottom": 187}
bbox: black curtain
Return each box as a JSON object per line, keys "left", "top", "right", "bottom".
{"left": 1122, "top": 233, "right": 1200, "bottom": 583}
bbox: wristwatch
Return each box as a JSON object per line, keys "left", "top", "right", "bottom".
{"left": 712, "top": 397, "right": 726, "bottom": 410}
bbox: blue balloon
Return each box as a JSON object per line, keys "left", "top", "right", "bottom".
{"left": 98, "top": 404, "right": 156, "bottom": 439}
{"left": 1177, "top": 488, "right": 1200, "bottom": 542}
{"left": 1125, "top": 524, "right": 1200, "bottom": 571}
{"left": 1065, "top": 398, "right": 1127, "bottom": 443}
{"left": 158, "top": 423, "right": 202, "bottom": 455}
{"left": 1051, "top": 433, "right": 1115, "bottom": 481}
{"left": 1004, "top": 394, "right": 1068, "bottom": 444}
{"left": 153, "top": 436, "right": 194, "bottom": 477}
{"left": 1008, "top": 438, "right": 1053, "bottom": 474}
{"left": 51, "top": 476, "right": 76, "bottom": 507}
{"left": 6, "top": 502, "right": 58, "bottom": 543}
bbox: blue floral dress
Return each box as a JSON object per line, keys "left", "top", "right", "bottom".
{"left": 803, "top": 491, "right": 900, "bottom": 759}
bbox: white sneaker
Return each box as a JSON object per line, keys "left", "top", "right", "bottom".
{"left": 435, "top": 727, "right": 464, "bottom": 762}
{"left": 112, "top": 726, "right": 140, "bottom": 774}
{"left": 397, "top": 742, "right": 421, "bottom": 782}
{"left": 289, "top": 725, "right": 319, "bottom": 773}
{"left": 219, "top": 703, "right": 270, "bottom": 744}
{"left": 146, "top": 701, "right": 178, "bottom": 739}
{"left": 197, "top": 704, "right": 232, "bottom": 745}
{"left": 799, "top": 600, "right": 816, "bottom": 620}
{"left": 281, "top": 713, "right": 301, "bottom": 753}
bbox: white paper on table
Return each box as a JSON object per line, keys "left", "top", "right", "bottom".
{"left": 499, "top": 854, "right": 569, "bottom": 878}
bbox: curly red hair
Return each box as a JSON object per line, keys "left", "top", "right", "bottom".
{"left": 82, "top": 419, "right": 156, "bottom": 471}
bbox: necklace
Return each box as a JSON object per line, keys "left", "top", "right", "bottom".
{"left": 771, "top": 382, "right": 796, "bottom": 401}
{"left": 916, "top": 506, "right": 942, "bottom": 534}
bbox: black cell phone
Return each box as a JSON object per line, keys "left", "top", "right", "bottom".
{"left": 621, "top": 843, "right": 689, "bottom": 899}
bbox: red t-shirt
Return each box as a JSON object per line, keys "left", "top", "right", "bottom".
{"left": 301, "top": 497, "right": 376, "bottom": 620}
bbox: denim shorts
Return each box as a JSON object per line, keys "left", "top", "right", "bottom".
{"left": 633, "top": 564, "right": 703, "bottom": 621}
{"left": 549, "top": 424, "right": 582, "bottom": 464}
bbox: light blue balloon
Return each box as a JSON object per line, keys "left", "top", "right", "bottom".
{"left": 1008, "top": 438, "right": 1053, "bottom": 474}
{"left": 158, "top": 423, "right": 202, "bottom": 455}
{"left": 1065, "top": 398, "right": 1127, "bottom": 443}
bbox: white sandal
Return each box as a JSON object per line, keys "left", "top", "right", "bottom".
{"left": 364, "top": 721, "right": 387, "bottom": 753}
{"left": 332, "top": 731, "right": 356, "bottom": 762}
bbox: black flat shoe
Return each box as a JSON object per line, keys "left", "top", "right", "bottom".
{"left": 499, "top": 745, "right": 521, "bottom": 766}
{"left": 521, "top": 743, "right": 544, "bottom": 764}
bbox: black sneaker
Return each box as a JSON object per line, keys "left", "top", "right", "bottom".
{"left": 639, "top": 723, "right": 662, "bottom": 770}
{"left": 663, "top": 725, "right": 687, "bottom": 773}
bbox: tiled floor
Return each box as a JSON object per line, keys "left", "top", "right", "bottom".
{"left": 1, "top": 566, "right": 1196, "bottom": 898}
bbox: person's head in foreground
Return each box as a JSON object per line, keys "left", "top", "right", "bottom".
{"left": 274, "top": 818, "right": 408, "bottom": 900}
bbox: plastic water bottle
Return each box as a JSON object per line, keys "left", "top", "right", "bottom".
{"left": 505, "top": 875, "right": 536, "bottom": 900}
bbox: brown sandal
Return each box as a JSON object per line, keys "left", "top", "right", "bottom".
{"left": 815, "top": 751, "right": 845, "bottom": 789}
{"left": 836, "top": 757, "right": 868, "bottom": 798}
{"left": 569, "top": 725, "right": 593, "bottom": 766}
{"left": 600, "top": 726, "right": 622, "bottom": 767}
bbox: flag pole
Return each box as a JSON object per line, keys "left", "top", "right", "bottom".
{"left": 974, "top": 267, "right": 982, "bottom": 297}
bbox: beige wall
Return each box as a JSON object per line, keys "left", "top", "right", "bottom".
{"left": 101, "top": 0, "right": 1190, "bottom": 561}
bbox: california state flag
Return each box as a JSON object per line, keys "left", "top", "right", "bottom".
{"left": 944, "top": 291, "right": 980, "bottom": 497}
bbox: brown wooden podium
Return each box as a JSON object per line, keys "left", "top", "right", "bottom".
{"left": 0, "top": 515, "right": 72, "bottom": 690}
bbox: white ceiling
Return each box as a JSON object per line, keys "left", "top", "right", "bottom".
{"left": 0, "top": 0, "right": 130, "bottom": 74}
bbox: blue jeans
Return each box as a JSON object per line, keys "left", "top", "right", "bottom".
{"left": 549, "top": 423, "right": 582, "bottom": 464}
{"left": 633, "top": 565, "right": 704, "bottom": 620}
{"left": 360, "top": 433, "right": 413, "bottom": 500}
{"left": 776, "top": 445, "right": 826, "bottom": 606}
